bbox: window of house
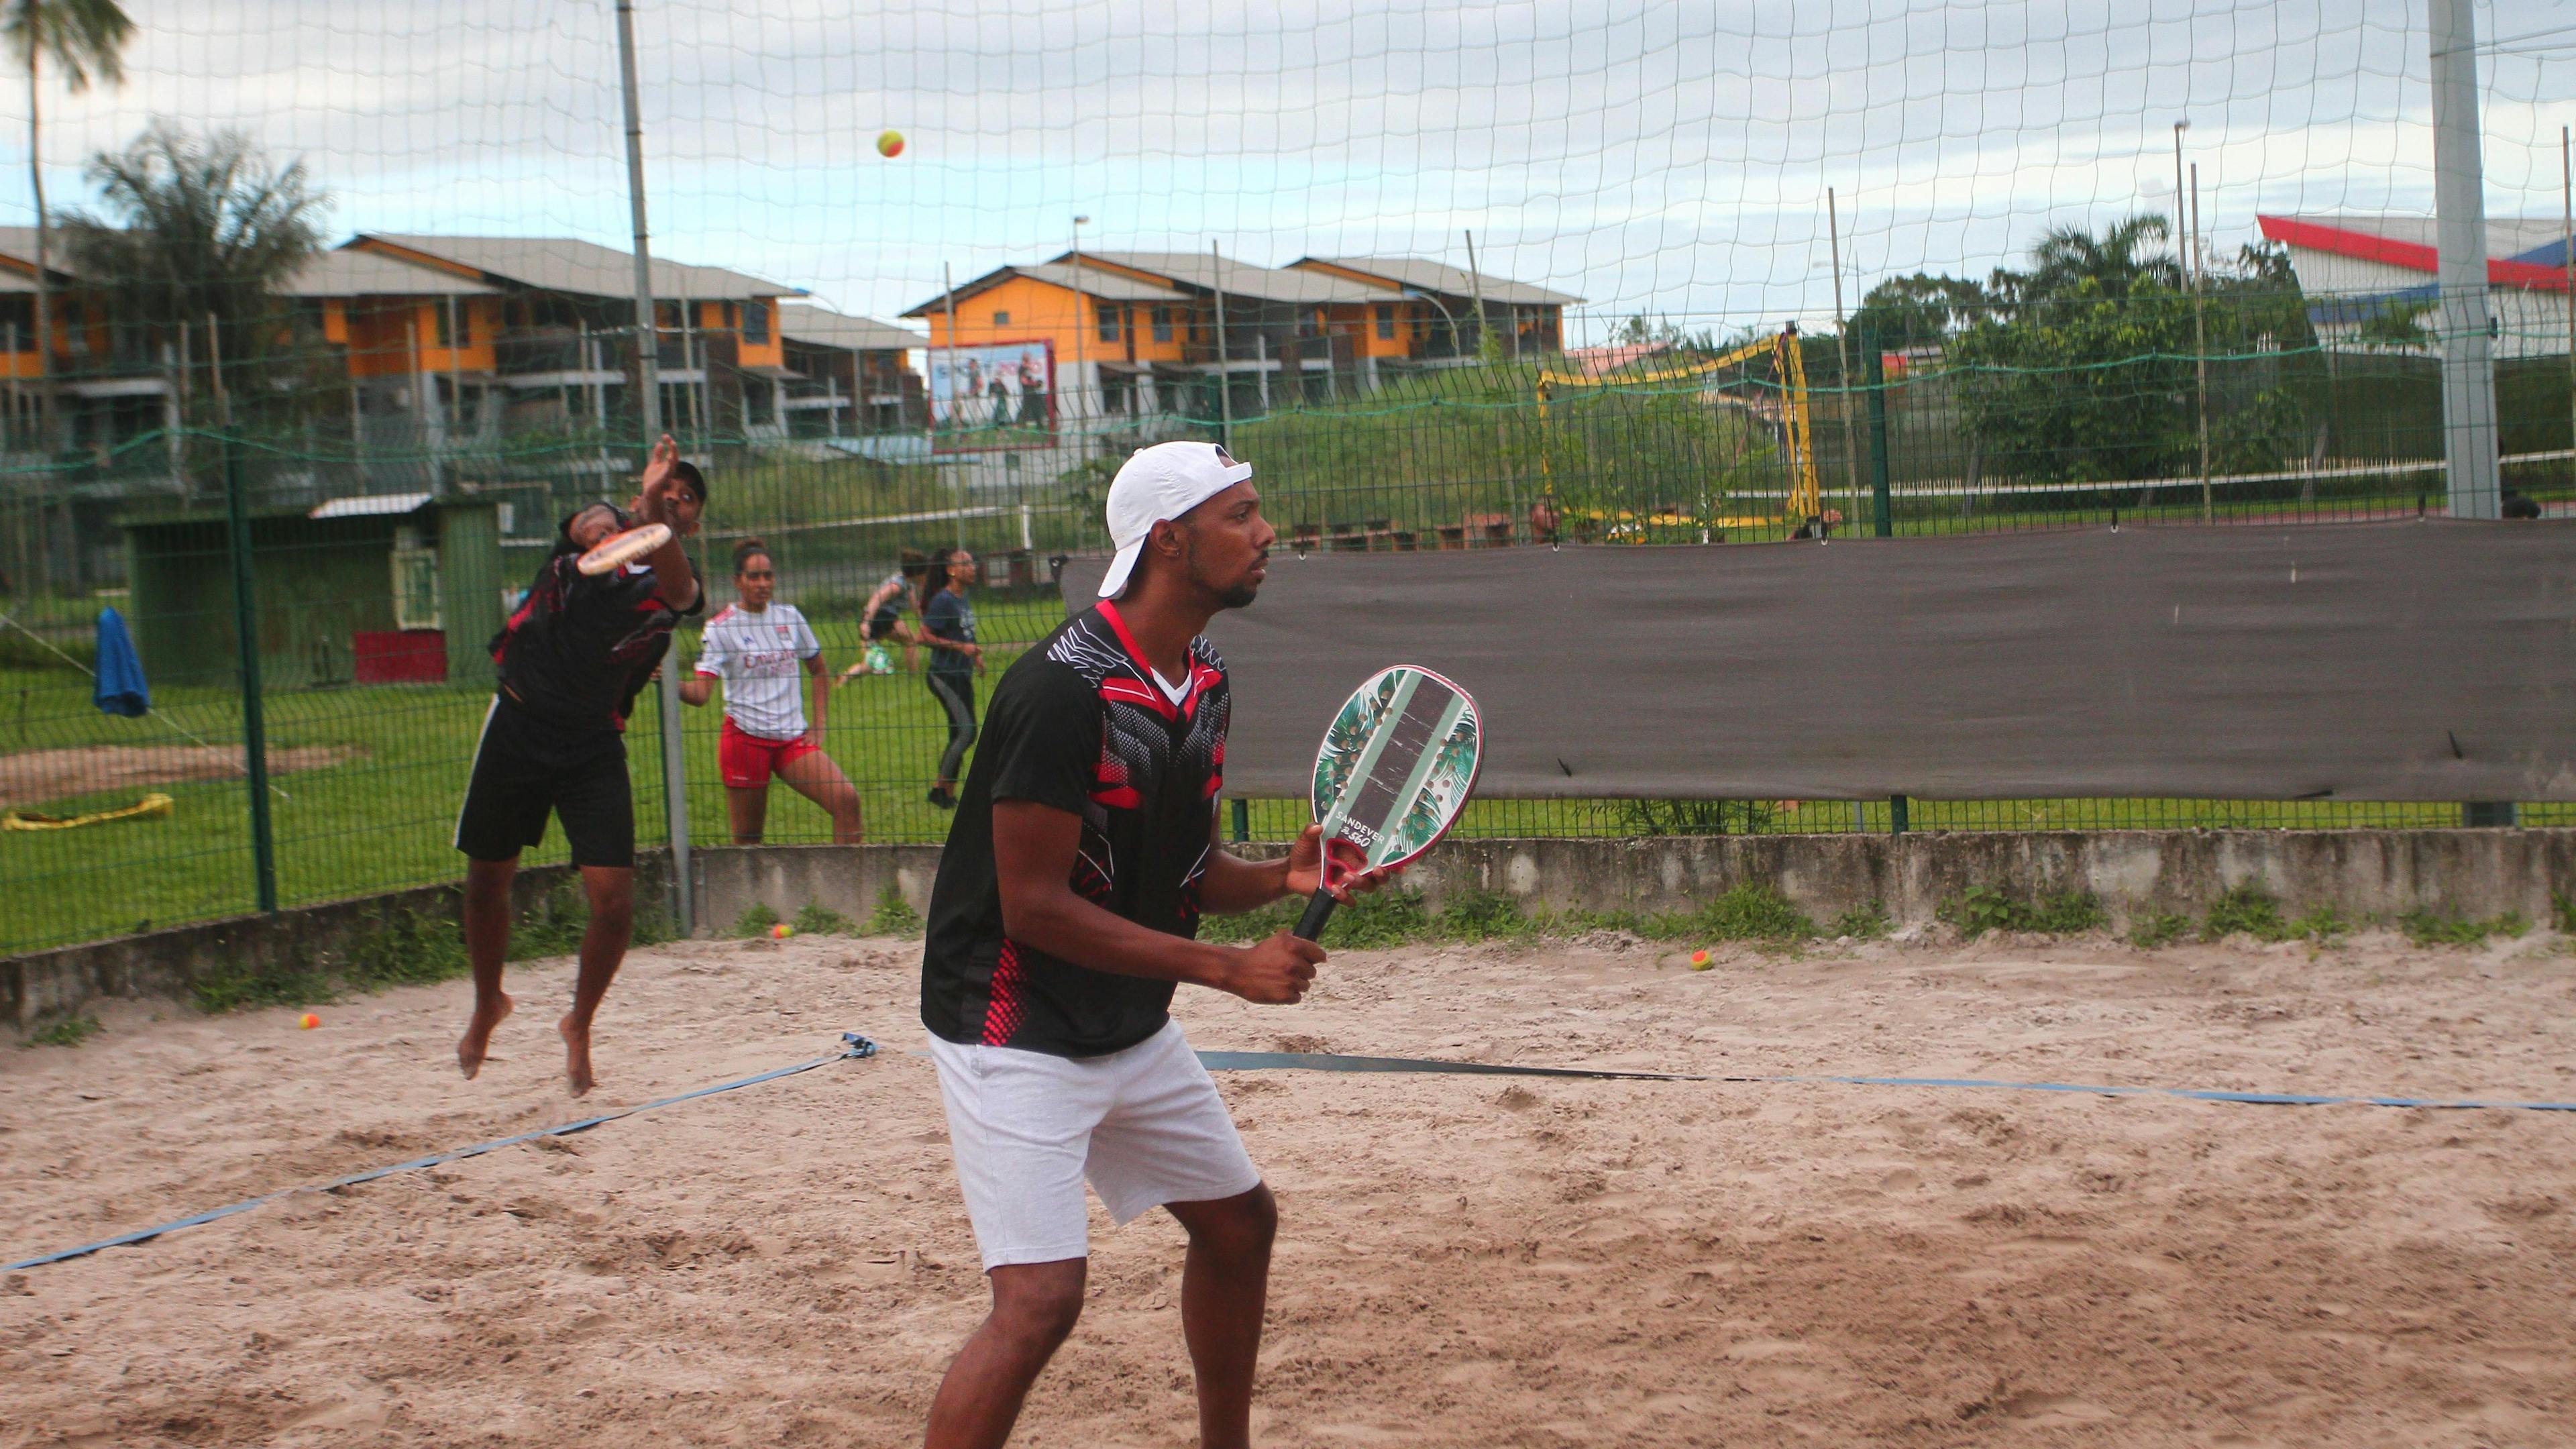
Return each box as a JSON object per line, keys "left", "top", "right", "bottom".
{"left": 1376, "top": 303, "right": 1396, "bottom": 340}
{"left": 993, "top": 310, "right": 1010, "bottom": 326}
{"left": 435, "top": 301, "right": 472, "bottom": 348}
{"left": 1299, "top": 309, "right": 1322, "bottom": 338}
{"left": 745, "top": 299, "right": 769, "bottom": 345}
{"left": 1097, "top": 305, "right": 1122, "bottom": 343}
{"left": 655, "top": 300, "right": 682, "bottom": 330}
{"left": 1152, "top": 306, "right": 1174, "bottom": 343}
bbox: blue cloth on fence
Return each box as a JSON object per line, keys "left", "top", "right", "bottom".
{"left": 93, "top": 607, "right": 150, "bottom": 717}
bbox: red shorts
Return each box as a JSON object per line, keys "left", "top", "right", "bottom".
{"left": 718, "top": 717, "right": 820, "bottom": 788}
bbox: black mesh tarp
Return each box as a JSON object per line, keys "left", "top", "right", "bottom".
{"left": 1063, "top": 521, "right": 2576, "bottom": 802}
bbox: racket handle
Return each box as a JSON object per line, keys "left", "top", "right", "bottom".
{"left": 1291, "top": 885, "right": 1338, "bottom": 942}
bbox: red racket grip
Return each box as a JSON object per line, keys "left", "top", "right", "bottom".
{"left": 1292, "top": 885, "right": 1337, "bottom": 942}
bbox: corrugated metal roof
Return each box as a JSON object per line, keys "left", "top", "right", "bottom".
{"left": 280, "top": 249, "right": 497, "bottom": 298}
{"left": 780, "top": 303, "right": 927, "bottom": 352}
{"left": 0, "top": 226, "right": 87, "bottom": 278}
{"left": 350, "top": 235, "right": 795, "bottom": 301}
{"left": 309, "top": 492, "right": 432, "bottom": 519}
{"left": 1295, "top": 257, "right": 1582, "bottom": 306}
{"left": 1075, "top": 252, "right": 1391, "bottom": 304}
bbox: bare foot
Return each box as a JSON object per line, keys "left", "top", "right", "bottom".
{"left": 456, "top": 993, "right": 515, "bottom": 1079}
{"left": 559, "top": 1014, "right": 596, "bottom": 1097}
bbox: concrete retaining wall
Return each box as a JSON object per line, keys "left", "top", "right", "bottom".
{"left": 3, "top": 854, "right": 671, "bottom": 1033}
{"left": 692, "top": 829, "right": 2576, "bottom": 937}
{"left": 16, "top": 830, "right": 2572, "bottom": 1032}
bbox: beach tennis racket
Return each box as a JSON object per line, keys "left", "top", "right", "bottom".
{"left": 1293, "top": 665, "right": 1484, "bottom": 941}
{"left": 576, "top": 521, "right": 671, "bottom": 576}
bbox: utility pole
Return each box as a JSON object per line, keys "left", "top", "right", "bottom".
{"left": 614, "top": 0, "right": 692, "bottom": 934}
{"left": 2192, "top": 164, "right": 2212, "bottom": 523}
{"left": 1463, "top": 229, "right": 1490, "bottom": 356}
{"left": 2429, "top": 0, "right": 2502, "bottom": 519}
{"left": 1210, "top": 242, "right": 1233, "bottom": 449}
{"left": 1828, "top": 187, "right": 1862, "bottom": 526}
{"left": 1070, "top": 215, "right": 1089, "bottom": 468}
{"left": 2563, "top": 127, "right": 2573, "bottom": 492}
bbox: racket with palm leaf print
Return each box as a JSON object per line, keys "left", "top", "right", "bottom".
{"left": 1293, "top": 665, "right": 1484, "bottom": 941}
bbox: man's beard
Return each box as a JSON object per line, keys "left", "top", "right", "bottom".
{"left": 1216, "top": 582, "right": 1259, "bottom": 609}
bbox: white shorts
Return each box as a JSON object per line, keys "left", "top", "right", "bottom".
{"left": 928, "top": 1019, "right": 1263, "bottom": 1271}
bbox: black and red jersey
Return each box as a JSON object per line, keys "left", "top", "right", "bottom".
{"left": 921, "top": 600, "right": 1230, "bottom": 1057}
{"left": 490, "top": 534, "right": 701, "bottom": 737}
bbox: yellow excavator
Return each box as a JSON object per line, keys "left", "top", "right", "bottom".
{"left": 1534, "top": 323, "right": 1825, "bottom": 534}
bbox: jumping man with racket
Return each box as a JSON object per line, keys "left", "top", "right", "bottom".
{"left": 454, "top": 433, "right": 704, "bottom": 1096}
{"left": 918, "top": 441, "right": 1390, "bottom": 1449}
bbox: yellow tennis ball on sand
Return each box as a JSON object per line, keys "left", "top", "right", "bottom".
{"left": 771, "top": 922, "right": 794, "bottom": 940}
{"left": 299, "top": 1012, "right": 321, "bottom": 1029}
{"left": 877, "top": 129, "right": 905, "bottom": 158}
{"left": 1689, "top": 950, "right": 1711, "bottom": 971}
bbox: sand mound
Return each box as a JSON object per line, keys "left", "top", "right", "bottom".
{"left": 5, "top": 928, "right": 2573, "bottom": 1445}
{"left": 0, "top": 744, "right": 362, "bottom": 809}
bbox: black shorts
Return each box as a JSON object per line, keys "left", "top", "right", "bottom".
{"left": 453, "top": 697, "right": 636, "bottom": 868}
{"left": 864, "top": 614, "right": 903, "bottom": 641}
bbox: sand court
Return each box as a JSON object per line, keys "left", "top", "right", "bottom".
{"left": 6, "top": 926, "right": 2575, "bottom": 1446}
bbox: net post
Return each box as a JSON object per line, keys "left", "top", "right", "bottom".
{"left": 2429, "top": 0, "right": 2502, "bottom": 520}
{"left": 222, "top": 435, "right": 279, "bottom": 914}
{"left": 616, "top": 0, "right": 694, "bottom": 936}
{"left": 1862, "top": 326, "right": 1893, "bottom": 537}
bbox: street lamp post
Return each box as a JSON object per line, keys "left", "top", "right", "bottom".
{"left": 1071, "top": 215, "right": 1089, "bottom": 467}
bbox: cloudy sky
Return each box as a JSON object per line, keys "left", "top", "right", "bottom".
{"left": 7, "top": 0, "right": 2575, "bottom": 340}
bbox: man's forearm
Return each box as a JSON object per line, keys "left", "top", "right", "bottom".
{"left": 1004, "top": 885, "right": 1240, "bottom": 989}
{"left": 1199, "top": 849, "right": 1293, "bottom": 914}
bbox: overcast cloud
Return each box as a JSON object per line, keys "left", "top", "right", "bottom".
{"left": 6, "top": 0, "right": 2573, "bottom": 338}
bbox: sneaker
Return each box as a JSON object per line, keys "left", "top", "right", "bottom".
{"left": 927, "top": 786, "right": 955, "bottom": 809}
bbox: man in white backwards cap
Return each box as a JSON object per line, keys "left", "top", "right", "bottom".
{"left": 915, "top": 440, "right": 1392, "bottom": 1448}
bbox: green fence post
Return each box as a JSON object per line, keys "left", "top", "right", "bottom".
{"left": 1888, "top": 794, "right": 1910, "bottom": 836}
{"left": 223, "top": 436, "right": 280, "bottom": 914}
{"left": 1862, "top": 327, "right": 1893, "bottom": 539}
{"left": 1230, "top": 797, "right": 1250, "bottom": 843}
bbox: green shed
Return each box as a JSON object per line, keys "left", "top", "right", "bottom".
{"left": 121, "top": 494, "right": 506, "bottom": 691}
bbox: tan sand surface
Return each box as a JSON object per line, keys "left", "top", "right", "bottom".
{"left": 5, "top": 926, "right": 2574, "bottom": 1446}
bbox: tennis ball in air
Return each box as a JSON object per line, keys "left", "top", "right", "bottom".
{"left": 299, "top": 1012, "right": 321, "bottom": 1029}
{"left": 1688, "top": 950, "right": 1712, "bottom": 971}
{"left": 876, "top": 129, "right": 905, "bottom": 158}
{"left": 771, "top": 922, "right": 794, "bottom": 940}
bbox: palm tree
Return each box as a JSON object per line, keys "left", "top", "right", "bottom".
{"left": 3, "top": 0, "right": 136, "bottom": 451}
{"left": 57, "top": 121, "right": 327, "bottom": 436}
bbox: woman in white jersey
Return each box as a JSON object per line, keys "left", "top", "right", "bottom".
{"left": 680, "top": 539, "right": 864, "bottom": 844}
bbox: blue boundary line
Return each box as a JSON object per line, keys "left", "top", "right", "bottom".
{"left": 6, "top": 1034, "right": 879, "bottom": 1273}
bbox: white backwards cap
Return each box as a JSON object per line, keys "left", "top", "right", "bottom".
{"left": 1096, "top": 441, "right": 1255, "bottom": 599}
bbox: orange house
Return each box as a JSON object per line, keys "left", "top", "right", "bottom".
{"left": 344, "top": 235, "right": 797, "bottom": 445}
{"left": 901, "top": 261, "right": 1194, "bottom": 429}
{"left": 1291, "top": 257, "right": 1580, "bottom": 359}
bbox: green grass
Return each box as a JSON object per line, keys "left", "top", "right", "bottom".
{"left": 2202, "top": 883, "right": 2288, "bottom": 941}
{"left": 730, "top": 902, "right": 784, "bottom": 938}
{"left": 27, "top": 1013, "right": 102, "bottom": 1046}
{"left": 865, "top": 884, "right": 922, "bottom": 936}
{"left": 2127, "top": 911, "right": 2192, "bottom": 949}
{"left": 0, "top": 594, "right": 1065, "bottom": 955}
{"left": 2398, "top": 907, "right": 2530, "bottom": 948}
{"left": 792, "top": 902, "right": 854, "bottom": 936}
{"left": 1939, "top": 884, "right": 2107, "bottom": 938}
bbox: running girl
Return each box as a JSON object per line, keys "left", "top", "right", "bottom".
{"left": 920, "top": 546, "right": 983, "bottom": 809}
{"left": 681, "top": 539, "right": 864, "bottom": 844}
